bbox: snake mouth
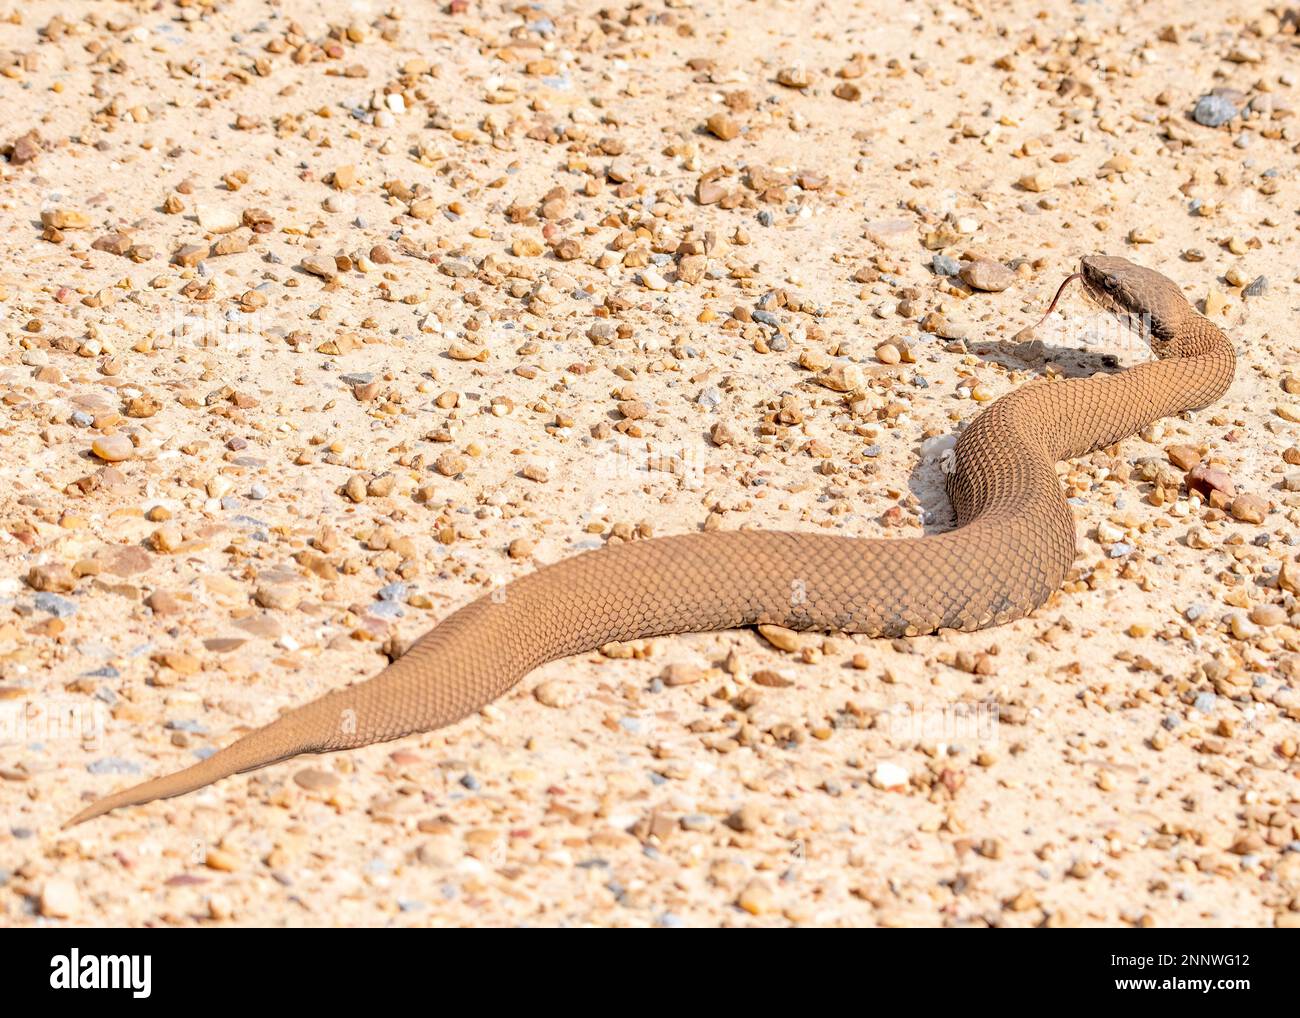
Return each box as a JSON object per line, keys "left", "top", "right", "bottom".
{"left": 1076, "top": 272, "right": 1111, "bottom": 311}
{"left": 1077, "top": 255, "right": 1153, "bottom": 321}
{"left": 1077, "top": 267, "right": 1124, "bottom": 318}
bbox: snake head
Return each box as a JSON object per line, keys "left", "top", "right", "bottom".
{"left": 1079, "top": 255, "right": 1191, "bottom": 356}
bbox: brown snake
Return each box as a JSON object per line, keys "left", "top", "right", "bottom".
{"left": 65, "top": 255, "right": 1235, "bottom": 826}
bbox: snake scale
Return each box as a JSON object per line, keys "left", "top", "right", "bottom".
{"left": 65, "top": 255, "right": 1235, "bottom": 826}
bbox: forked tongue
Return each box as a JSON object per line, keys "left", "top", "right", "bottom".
{"left": 1030, "top": 272, "right": 1082, "bottom": 331}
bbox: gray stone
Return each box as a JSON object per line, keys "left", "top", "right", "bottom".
{"left": 931, "top": 253, "right": 960, "bottom": 276}
{"left": 33, "top": 593, "right": 76, "bottom": 617}
{"left": 87, "top": 757, "right": 143, "bottom": 775}
{"left": 1192, "top": 93, "right": 1237, "bottom": 128}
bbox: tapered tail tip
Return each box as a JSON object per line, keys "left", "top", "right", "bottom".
{"left": 63, "top": 797, "right": 118, "bottom": 829}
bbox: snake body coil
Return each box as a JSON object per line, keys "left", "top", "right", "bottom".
{"left": 65, "top": 256, "right": 1235, "bottom": 826}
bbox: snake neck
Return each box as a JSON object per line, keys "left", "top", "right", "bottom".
{"left": 1159, "top": 311, "right": 1235, "bottom": 410}
{"left": 951, "top": 309, "right": 1235, "bottom": 487}
{"left": 1163, "top": 309, "right": 1234, "bottom": 361}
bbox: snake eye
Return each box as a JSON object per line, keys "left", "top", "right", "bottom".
{"left": 1104, "top": 275, "right": 1120, "bottom": 292}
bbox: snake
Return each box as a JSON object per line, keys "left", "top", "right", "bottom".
{"left": 64, "top": 255, "right": 1235, "bottom": 826}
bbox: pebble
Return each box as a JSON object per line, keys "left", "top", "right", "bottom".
{"left": 150, "top": 524, "right": 183, "bottom": 553}
{"left": 662, "top": 663, "right": 707, "bottom": 686}
{"left": 606, "top": 158, "right": 634, "bottom": 184}
{"left": 1017, "top": 171, "right": 1054, "bottom": 193}
{"left": 34, "top": 593, "right": 77, "bottom": 617}
{"left": 39, "top": 878, "right": 81, "bottom": 918}
{"left": 1192, "top": 92, "right": 1238, "bottom": 127}
{"left": 640, "top": 268, "right": 668, "bottom": 291}
{"left": 959, "top": 259, "right": 1015, "bottom": 292}
{"left": 173, "top": 243, "right": 209, "bottom": 268}
{"left": 255, "top": 584, "right": 300, "bottom": 610}
{"left": 757, "top": 624, "right": 801, "bottom": 652}
{"left": 368, "top": 600, "right": 403, "bottom": 619}
{"left": 41, "top": 208, "right": 90, "bottom": 230}
{"left": 815, "top": 364, "right": 863, "bottom": 392}
{"left": 293, "top": 768, "right": 339, "bottom": 791}
{"left": 1230, "top": 493, "right": 1266, "bottom": 524}
{"left": 416, "top": 839, "right": 460, "bottom": 867}
{"left": 28, "top": 564, "right": 75, "bottom": 592}
{"left": 706, "top": 113, "right": 739, "bottom": 141}
{"left": 872, "top": 762, "right": 909, "bottom": 790}
{"left": 87, "top": 757, "right": 142, "bottom": 775}
{"left": 710, "top": 421, "right": 737, "bottom": 446}
{"left": 776, "top": 66, "right": 811, "bottom": 88}
{"left": 91, "top": 433, "right": 134, "bottom": 462}
{"left": 1204, "top": 289, "right": 1230, "bottom": 317}
{"left": 725, "top": 803, "right": 765, "bottom": 833}
{"left": 1096, "top": 521, "right": 1124, "bottom": 544}
{"left": 1185, "top": 463, "right": 1234, "bottom": 500}
{"left": 205, "top": 848, "right": 239, "bottom": 872}
{"left": 1249, "top": 604, "right": 1286, "bottom": 627}
{"left": 196, "top": 205, "right": 240, "bottom": 233}
{"left": 1243, "top": 276, "right": 1267, "bottom": 298}
{"left": 435, "top": 452, "right": 468, "bottom": 476}
{"left": 440, "top": 258, "right": 475, "bottom": 278}
{"left": 534, "top": 680, "right": 583, "bottom": 708}
{"left": 301, "top": 256, "right": 337, "bottom": 280}
{"left": 696, "top": 179, "right": 727, "bottom": 205}
{"left": 1165, "top": 444, "right": 1200, "bottom": 471}
{"left": 10, "top": 132, "right": 40, "bottom": 165}
{"left": 736, "top": 879, "right": 775, "bottom": 915}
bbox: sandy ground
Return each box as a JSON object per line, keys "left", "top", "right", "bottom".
{"left": 1, "top": 0, "right": 1299, "bottom": 928}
